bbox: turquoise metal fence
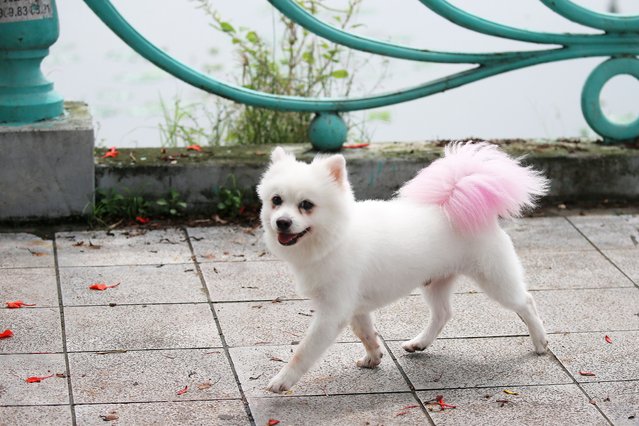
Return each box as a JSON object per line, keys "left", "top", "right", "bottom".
{"left": 2, "top": 1, "right": 638, "bottom": 149}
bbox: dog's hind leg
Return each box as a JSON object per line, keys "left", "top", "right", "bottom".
{"left": 351, "top": 313, "right": 383, "bottom": 368}
{"left": 471, "top": 246, "right": 548, "bottom": 354}
{"left": 402, "top": 275, "right": 455, "bottom": 353}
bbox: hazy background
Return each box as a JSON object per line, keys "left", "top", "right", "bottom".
{"left": 44, "top": 0, "right": 639, "bottom": 147}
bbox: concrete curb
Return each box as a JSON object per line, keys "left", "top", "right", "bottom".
{"left": 96, "top": 140, "right": 639, "bottom": 213}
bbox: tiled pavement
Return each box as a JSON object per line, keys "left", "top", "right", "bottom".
{"left": 0, "top": 215, "right": 638, "bottom": 425}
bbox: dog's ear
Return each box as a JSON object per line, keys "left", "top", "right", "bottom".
{"left": 271, "top": 146, "right": 294, "bottom": 163}
{"left": 324, "top": 154, "right": 348, "bottom": 188}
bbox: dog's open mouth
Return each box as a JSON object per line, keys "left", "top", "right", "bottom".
{"left": 277, "top": 228, "right": 310, "bottom": 246}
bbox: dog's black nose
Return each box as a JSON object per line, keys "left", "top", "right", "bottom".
{"left": 276, "top": 217, "right": 292, "bottom": 231}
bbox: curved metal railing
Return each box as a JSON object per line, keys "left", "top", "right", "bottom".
{"left": 84, "top": 0, "right": 639, "bottom": 148}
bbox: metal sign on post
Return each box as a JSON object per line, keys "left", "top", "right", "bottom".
{"left": 0, "top": 0, "right": 64, "bottom": 124}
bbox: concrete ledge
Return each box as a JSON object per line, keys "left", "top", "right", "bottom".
{"left": 95, "top": 139, "right": 639, "bottom": 213}
{"left": 0, "top": 102, "right": 95, "bottom": 220}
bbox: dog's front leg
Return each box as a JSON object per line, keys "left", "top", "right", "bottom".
{"left": 267, "top": 309, "right": 348, "bottom": 393}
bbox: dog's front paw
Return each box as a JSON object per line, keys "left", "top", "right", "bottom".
{"left": 266, "top": 370, "right": 297, "bottom": 394}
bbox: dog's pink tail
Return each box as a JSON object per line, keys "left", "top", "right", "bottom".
{"left": 398, "top": 142, "right": 549, "bottom": 233}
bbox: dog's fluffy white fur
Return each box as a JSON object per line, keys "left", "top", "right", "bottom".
{"left": 257, "top": 144, "right": 548, "bottom": 393}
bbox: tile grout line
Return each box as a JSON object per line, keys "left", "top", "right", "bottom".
{"left": 183, "top": 227, "right": 256, "bottom": 426}
{"left": 52, "top": 235, "right": 77, "bottom": 426}
{"left": 379, "top": 335, "right": 437, "bottom": 426}
{"left": 564, "top": 216, "right": 639, "bottom": 290}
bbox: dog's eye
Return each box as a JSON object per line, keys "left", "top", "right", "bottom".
{"left": 299, "top": 200, "right": 314, "bottom": 212}
{"left": 272, "top": 195, "right": 283, "bottom": 206}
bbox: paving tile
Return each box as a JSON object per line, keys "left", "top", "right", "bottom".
{"left": 375, "top": 293, "right": 528, "bottom": 341}
{"left": 535, "top": 288, "right": 639, "bottom": 333}
{"left": 55, "top": 229, "right": 192, "bottom": 267}
{"left": 187, "top": 226, "right": 275, "bottom": 262}
{"left": 201, "top": 261, "right": 298, "bottom": 302}
{"left": 0, "top": 307, "right": 62, "bottom": 353}
{"left": 59, "top": 264, "right": 207, "bottom": 306}
{"left": 0, "top": 268, "right": 59, "bottom": 307}
{"left": 417, "top": 384, "right": 606, "bottom": 425}
{"left": 0, "top": 354, "right": 69, "bottom": 405}
{"left": 569, "top": 214, "right": 639, "bottom": 250}
{"left": 0, "top": 405, "right": 73, "bottom": 425}
{"left": 74, "top": 400, "right": 249, "bottom": 425}
{"left": 216, "top": 300, "right": 356, "bottom": 348}
{"left": 0, "top": 233, "right": 54, "bottom": 268}
{"left": 64, "top": 304, "right": 220, "bottom": 352}
{"left": 581, "top": 380, "right": 639, "bottom": 426}
{"left": 231, "top": 343, "right": 409, "bottom": 397}
{"left": 388, "top": 337, "right": 571, "bottom": 390}
{"left": 521, "top": 250, "right": 634, "bottom": 290}
{"left": 249, "top": 393, "right": 427, "bottom": 425}
{"left": 69, "top": 349, "right": 239, "bottom": 403}
{"left": 604, "top": 249, "right": 639, "bottom": 284}
{"left": 503, "top": 217, "right": 593, "bottom": 252}
{"left": 549, "top": 331, "right": 639, "bottom": 382}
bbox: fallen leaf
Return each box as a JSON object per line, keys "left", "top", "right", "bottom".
{"left": 102, "top": 147, "right": 120, "bottom": 159}
{"left": 605, "top": 335, "right": 612, "bottom": 344}
{"left": 73, "top": 241, "right": 85, "bottom": 247}
{"left": 496, "top": 399, "right": 511, "bottom": 407}
{"left": 6, "top": 300, "right": 36, "bottom": 309}
{"left": 267, "top": 419, "right": 280, "bottom": 426}
{"left": 89, "top": 283, "right": 120, "bottom": 291}
{"left": 503, "top": 389, "right": 519, "bottom": 395}
{"left": 99, "top": 412, "right": 119, "bottom": 421}
{"left": 88, "top": 241, "right": 102, "bottom": 249}
{"left": 177, "top": 385, "right": 189, "bottom": 395}
{"left": 25, "top": 374, "right": 55, "bottom": 383}
{"left": 28, "top": 249, "right": 47, "bottom": 257}
{"left": 579, "top": 370, "right": 596, "bottom": 377}
{"left": 197, "top": 382, "right": 212, "bottom": 390}
{"left": 186, "top": 144, "right": 203, "bottom": 152}
{"left": 0, "top": 329, "right": 14, "bottom": 339}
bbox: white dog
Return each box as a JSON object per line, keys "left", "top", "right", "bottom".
{"left": 257, "top": 142, "right": 549, "bottom": 393}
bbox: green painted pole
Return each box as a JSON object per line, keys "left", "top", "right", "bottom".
{"left": 0, "top": 0, "right": 63, "bottom": 124}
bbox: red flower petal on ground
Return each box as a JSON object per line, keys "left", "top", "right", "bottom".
{"left": 0, "top": 329, "right": 14, "bottom": 339}
{"left": 604, "top": 335, "right": 612, "bottom": 344}
{"left": 579, "top": 370, "right": 596, "bottom": 376}
{"left": 267, "top": 420, "right": 280, "bottom": 426}
{"left": 186, "top": 144, "right": 203, "bottom": 152}
{"left": 436, "top": 395, "right": 457, "bottom": 410}
{"left": 135, "top": 216, "right": 151, "bottom": 224}
{"left": 342, "top": 143, "right": 370, "bottom": 149}
{"left": 25, "top": 374, "right": 55, "bottom": 383}
{"left": 101, "top": 147, "right": 120, "bottom": 158}
{"left": 89, "top": 282, "right": 120, "bottom": 291}
{"left": 176, "top": 385, "right": 188, "bottom": 395}
{"left": 6, "top": 300, "right": 36, "bottom": 309}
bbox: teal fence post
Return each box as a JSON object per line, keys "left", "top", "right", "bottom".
{"left": 0, "top": 0, "right": 63, "bottom": 124}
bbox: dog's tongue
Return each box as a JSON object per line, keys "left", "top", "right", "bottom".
{"left": 278, "top": 233, "right": 296, "bottom": 245}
